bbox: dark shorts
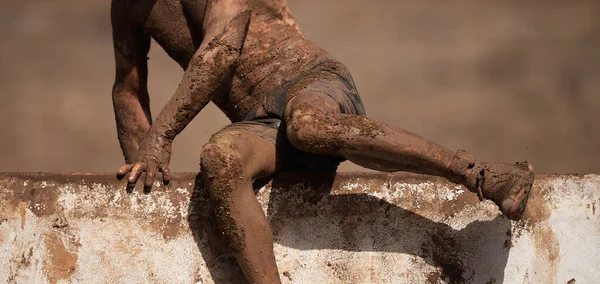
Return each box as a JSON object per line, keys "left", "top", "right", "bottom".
{"left": 223, "top": 60, "right": 366, "bottom": 172}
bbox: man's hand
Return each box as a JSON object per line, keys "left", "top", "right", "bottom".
{"left": 117, "top": 130, "right": 172, "bottom": 189}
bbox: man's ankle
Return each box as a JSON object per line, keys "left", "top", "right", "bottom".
{"left": 447, "top": 150, "right": 478, "bottom": 192}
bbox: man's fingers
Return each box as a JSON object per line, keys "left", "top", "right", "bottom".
{"left": 128, "top": 163, "right": 145, "bottom": 183}
{"left": 145, "top": 164, "right": 158, "bottom": 188}
{"left": 117, "top": 164, "right": 134, "bottom": 177}
{"left": 159, "top": 164, "right": 171, "bottom": 185}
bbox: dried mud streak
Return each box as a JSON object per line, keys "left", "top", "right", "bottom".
{"left": 513, "top": 180, "right": 559, "bottom": 282}
{"left": 0, "top": 225, "right": 5, "bottom": 244}
{"left": 509, "top": 179, "right": 554, "bottom": 250}
{"left": 44, "top": 231, "right": 79, "bottom": 284}
{"left": 18, "top": 202, "right": 27, "bottom": 229}
{"left": 532, "top": 223, "right": 560, "bottom": 283}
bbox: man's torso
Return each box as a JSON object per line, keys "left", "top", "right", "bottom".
{"left": 117, "top": 0, "right": 336, "bottom": 122}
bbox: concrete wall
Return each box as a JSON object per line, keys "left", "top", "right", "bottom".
{"left": 0, "top": 172, "right": 598, "bottom": 283}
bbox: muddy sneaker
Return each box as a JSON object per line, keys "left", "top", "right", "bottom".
{"left": 448, "top": 151, "right": 535, "bottom": 221}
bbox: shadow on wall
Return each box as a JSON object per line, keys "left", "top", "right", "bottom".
{"left": 187, "top": 173, "right": 511, "bottom": 283}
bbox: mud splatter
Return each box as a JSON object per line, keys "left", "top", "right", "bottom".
{"left": 52, "top": 215, "right": 68, "bottom": 229}
{"left": 282, "top": 271, "right": 292, "bottom": 281}
{"left": 8, "top": 247, "right": 34, "bottom": 283}
{"left": 426, "top": 270, "right": 442, "bottom": 283}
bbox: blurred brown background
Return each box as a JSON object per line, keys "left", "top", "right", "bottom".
{"left": 0, "top": 0, "right": 598, "bottom": 173}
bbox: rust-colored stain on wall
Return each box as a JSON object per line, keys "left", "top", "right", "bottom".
{"left": 43, "top": 231, "right": 79, "bottom": 284}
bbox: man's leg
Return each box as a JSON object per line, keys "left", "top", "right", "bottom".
{"left": 284, "top": 92, "right": 534, "bottom": 220}
{"left": 200, "top": 126, "right": 282, "bottom": 284}
{"left": 285, "top": 93, "right": 457, "bottom": 175}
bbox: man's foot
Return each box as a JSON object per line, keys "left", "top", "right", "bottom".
{"left": 449, "top": 151, "right": 535, "bottom": 220}
{"left": 467, "top": 161, "right": 535, "bottom": 220}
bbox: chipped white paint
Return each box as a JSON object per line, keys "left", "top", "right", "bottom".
{"left": 445, "top": 187, "right": 465, "bottom": 201}
{"left": 0, "top": 173, "right": 599, "bottom": 283}
{"left": 176, "top": 187, "right": 189, "bottom": 195}
{"left": 52, "top": 182, "right": 189, "bottom": 223}
{"left": 57, "top": 185, "right": 80, "bottom": 212}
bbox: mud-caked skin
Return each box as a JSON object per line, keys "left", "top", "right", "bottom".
{"left": 111, "top": 1, "right": 535, "bottom": 283}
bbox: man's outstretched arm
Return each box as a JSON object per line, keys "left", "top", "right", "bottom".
{"left": 118, "top": 0, "right": 251, "bottom": 187}
{"left": 110, "top": 1, "right": 152, "bottom": 164}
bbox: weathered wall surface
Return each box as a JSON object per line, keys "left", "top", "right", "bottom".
{"left": 0, "top": 172, "right": 598, "bottom": 283}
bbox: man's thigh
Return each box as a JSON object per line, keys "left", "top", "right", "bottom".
{"left": 221, "top": 119, "right": 344, "bottom": 173}
{"left": 280, "top": 65, "right": 369, "bottom": 166}
{"left": 284, "top": 60, "right": 367, "bottom": 118}
{"left": 203, "top": 120, "right": 283, "bottom": 179}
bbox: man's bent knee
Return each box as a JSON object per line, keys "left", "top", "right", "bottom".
{"left": 286, "top": 108, "right": 342, "bottom": 154}
{"left": 200, "top": 140, "right": 246, "bottom": 192}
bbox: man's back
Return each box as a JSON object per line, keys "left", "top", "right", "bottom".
{"left": 112, "top": 0, "right": 333, "bottom": 121}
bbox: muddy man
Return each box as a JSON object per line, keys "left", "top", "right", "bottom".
{"left": 111, "top": 0, "right": 535, "bottom": 282}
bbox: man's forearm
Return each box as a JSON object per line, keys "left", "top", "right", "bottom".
{"left": 150, "top": 11, "right": 250, "bottom": 141}
{"left": 112, "top": 90, "right": 152, "bottom": 163}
